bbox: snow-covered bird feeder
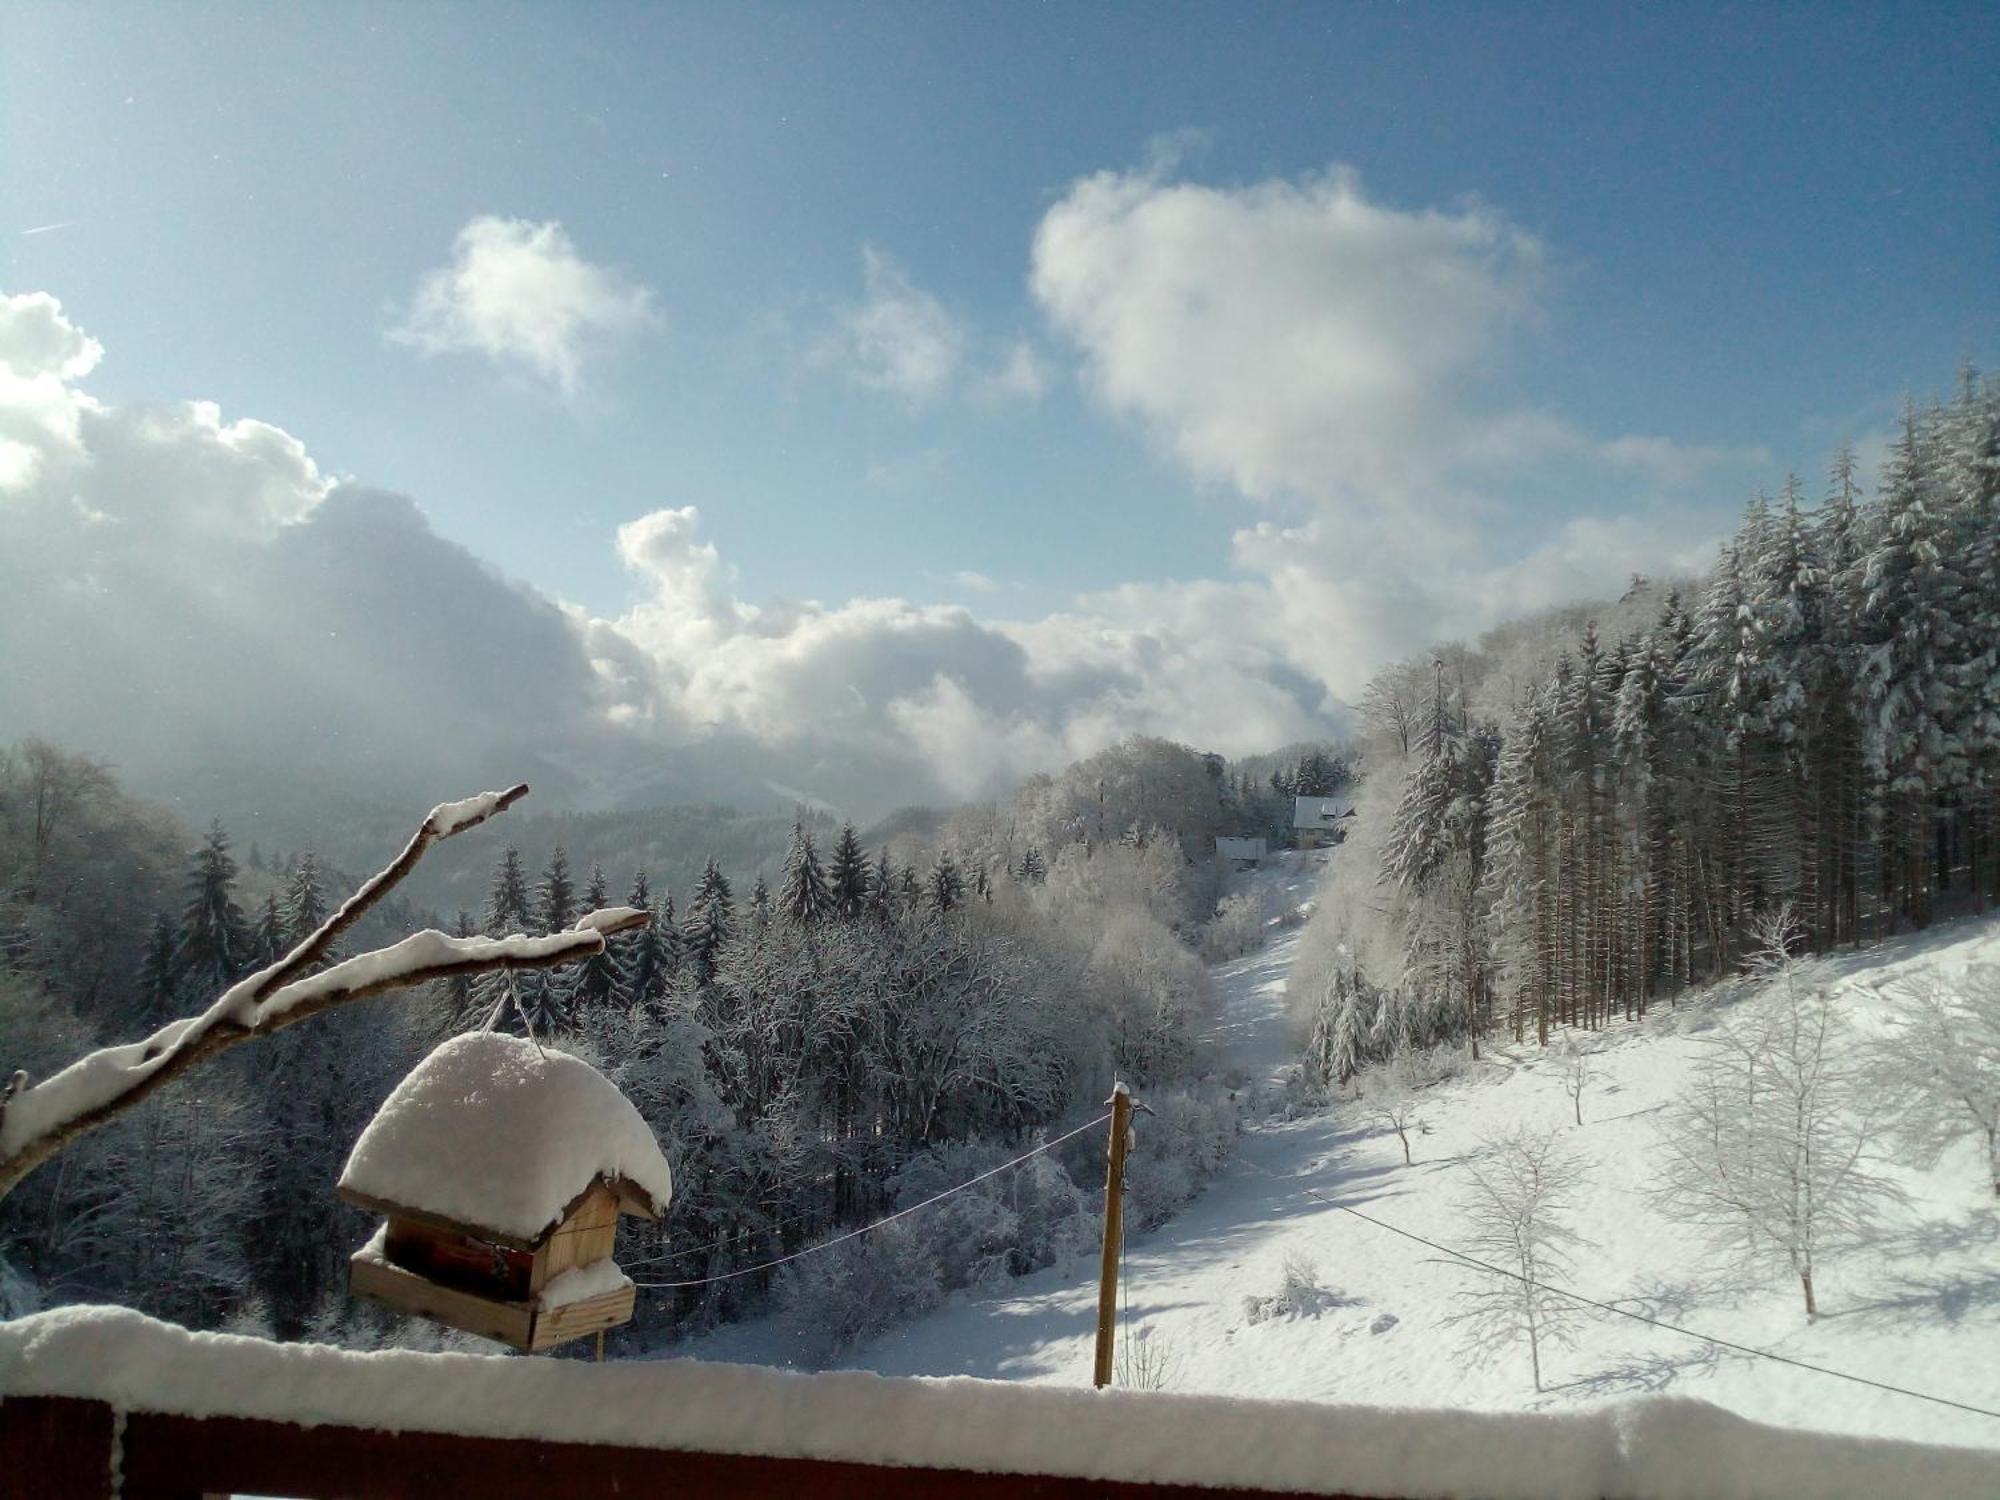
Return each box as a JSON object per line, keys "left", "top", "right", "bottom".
{"left": 336, "top": 1031, "right": 672, "bottom": 1353}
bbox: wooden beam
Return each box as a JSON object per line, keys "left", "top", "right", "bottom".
{"left": 100, "top": 1407, "right": 1360, "bottom": 1500}
{"left": 0, "top": 1396, "right": 114, "bottom": 1500}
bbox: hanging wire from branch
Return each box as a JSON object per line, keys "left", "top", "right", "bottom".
{"left": 631, "top": 1112, "right": 1109, "bottom": 1292}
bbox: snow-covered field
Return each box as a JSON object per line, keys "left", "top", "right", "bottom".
{"left": 671, "top": 851, "right": 2000, "bottom": 1454}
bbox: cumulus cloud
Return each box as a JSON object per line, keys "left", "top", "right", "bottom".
{"left": 389, "top": 217, "right": 660, "bottom": 395}
{"left": 2, "top": 293, "right": 1348, "bottom": 826}
{"left": 1028, "top": 156, "right": 1759, "bottom": 678}
{"left": 824, "top": 251, "right": 1051, "bottom": 410}
{"left": 826, "top": 247, "right": 967, "bottom": 404}
{"left": 1031, "top": 163, "right": 1545, "bottom": 503}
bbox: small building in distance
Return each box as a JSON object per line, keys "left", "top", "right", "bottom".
{"left": 1292, "top": 794, "right": 1356, "bottom": 849}
{"left": 338, "top": 1031, "right": 673, "bottom": 1353}
{"left": 1215, "top": 836, "right": 1268, "bottom": 870}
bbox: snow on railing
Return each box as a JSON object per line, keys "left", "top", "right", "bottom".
{"left": 2, "top": 1307, "right": 1998, "bottom": 1500}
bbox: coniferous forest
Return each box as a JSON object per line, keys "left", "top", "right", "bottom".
{"left": 1299, "top": 373, "right": 1999, "bottom": 1081}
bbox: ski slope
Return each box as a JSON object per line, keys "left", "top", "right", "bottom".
{"left": 674, "top": 852, "right": 2000, "bottom": 1453}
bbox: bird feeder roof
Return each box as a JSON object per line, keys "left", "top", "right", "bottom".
{"left": 337, "top": 1031, "right": 673, "bottom": 1249}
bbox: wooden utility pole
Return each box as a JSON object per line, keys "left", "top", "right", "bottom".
{"left": 1093, "top": 1082, "right": 1134, "bottom": 1389}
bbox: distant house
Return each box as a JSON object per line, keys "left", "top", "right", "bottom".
{"left": 1215, "top": 836, "right": 1267, "bottom": 870}
{"left": 1292, "top": 795, "right": 1355, "bottom": 849}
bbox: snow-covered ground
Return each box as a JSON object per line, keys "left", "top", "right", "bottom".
{"left": 669, "top": 852, "right": 2000, "bottom": 1454}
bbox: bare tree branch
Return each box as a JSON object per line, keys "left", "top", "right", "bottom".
{"left": 0, "top": 784, "right": 648, "bottom": 1202}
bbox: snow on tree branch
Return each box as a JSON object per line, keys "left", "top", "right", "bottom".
{"left": 0, "top": 782, "right": 650, "bottom": 1201}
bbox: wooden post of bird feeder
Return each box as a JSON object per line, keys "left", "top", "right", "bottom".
{"left": 1093, "top": 1082, "right": 1133, "bottom": 1389}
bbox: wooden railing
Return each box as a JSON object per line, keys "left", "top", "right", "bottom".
{"left": 0, "top": 1395, "right": 1343, "bottom": 1500}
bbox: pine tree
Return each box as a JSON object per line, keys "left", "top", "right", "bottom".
{"left": 682, "top": 860, "right": 734, "bottom": 983}
{"left": 536, "top": 845, "right": 576, "bottom": 934}
{"left": 928, "top": 851, "right": 965, "bottom": 914}
{"left": 252, "top": 893, "right": 286, "bottom": 968}
{"left": 780, "top": 822, "right": 834, "bottom": 926}
{"left": 572, "top": 863, "right": 620, "bottom": 1013}
{"left": 175, "top": 822, "right": 251, "bottom": 998}
{"left": 827, "top": 824, "right": 871, "bottom": 921}
{"left": 869, "top": 848, "right": 899, "bottom": 919}
{"left": 1017, "top": 846, "right": 1047, "bottom": 884}
{"left": 136, "top": 911, "right": 180, "bottom": 1028}
{"left": 470, "top": 846, "right": 533, "bottom": 1029}
{"left": 280, "top": 850, "right": 329, "bottom": 948}
{"left": 1859, "top": 405, "right": 1953, "bottom": 928}
{"left": 483, "top": 847, "right": 532, "bottom": 935}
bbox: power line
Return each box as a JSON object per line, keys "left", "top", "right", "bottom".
{"left": 630, "top": 1113, "right": 1111, "bottom": 1292}
{"left": 1254, "top": 1159, "right": 2000, "bottom": 1424}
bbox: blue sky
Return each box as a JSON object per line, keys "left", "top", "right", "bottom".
{"left": 2, "top": 3, "right": 1995, "bottom": 812}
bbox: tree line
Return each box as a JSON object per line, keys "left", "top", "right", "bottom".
{"left": 1305, "top": 369, "right": 1999, "bottom": 1079}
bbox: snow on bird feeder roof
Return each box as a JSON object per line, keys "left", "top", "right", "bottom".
{"left": 338, "top": 1031, "right": 672, "bottom": 1248}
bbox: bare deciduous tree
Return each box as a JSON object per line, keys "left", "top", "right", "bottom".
{"left": 1445, "top": 1125, "right": 1591, "bottom": 1392}
{"left": 1654, "top": 916, "right": 1901, "bottom": 1318}
{"left": 1876, "top": 962, "right": 2000, "bottom": 1198}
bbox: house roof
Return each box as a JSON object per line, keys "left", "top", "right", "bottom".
{"left": 1292, "top": 795, "right": 1356, "bottom": 830}
{"left": 337, "top": 1032, "right": 673, "bottom": 1248}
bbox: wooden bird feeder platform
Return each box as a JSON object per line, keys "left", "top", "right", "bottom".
{"left": 336, "top": 1032, "right": 674, "bottom": 1353}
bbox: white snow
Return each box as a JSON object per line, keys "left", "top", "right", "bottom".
{"left": 427, "top": 790, "right": 511, "bottom": 838}
{"left": 537, "top": 1258, "right": 633, "bottom": 1310}
{"left": 339, "top": 1031, "right": 672, "bottom": 1243}
{"left": 3, "top": 1305, "right": 1997, "bottom": 1498}
{"left": 572, "top": 905, "right": 648, "bottom": 935}
{"left": 0, "top": 928, "right": 613, "bottom": 1167}
{"left": 673, "top": 851, "right": 2000, "bottom": 1458}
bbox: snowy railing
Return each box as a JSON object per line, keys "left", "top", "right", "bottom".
{"left": 5, "top": 1308, "right": 2000, "bottom": 1500}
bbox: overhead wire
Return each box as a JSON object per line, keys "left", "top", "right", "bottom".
{"left": 629, "top": 1112, "right": 1111, "bottom": 1292}
{"left": 1230, "top": 1149, "right": 2000, "bottom": 1424}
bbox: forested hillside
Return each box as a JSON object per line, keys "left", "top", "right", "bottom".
{"left": 1298, "top": 372, "right": 2000, "bottom": 1079}
{"left": 0, "top": 733, "right": 1341, "bottom": 1351}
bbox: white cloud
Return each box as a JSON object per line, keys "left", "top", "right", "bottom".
{"left": 389, "top": 217, "right": 660, "bottom": 395}
{"left": 1032, "top": 163, "right": 1544, "bottom": 504}
{"left": 976, "top": 338, "right": 1051, "bottom": 405}
{"left": 827, "top": 246, "right": 967, "bottom": 404}
{"left": 951, "top": 569, "right": 999, "bottom": 593}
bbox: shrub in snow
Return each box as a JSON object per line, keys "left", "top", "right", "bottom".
{"left": 1654, "top": 942, "right": 1902, "bottom": 1319}
{"left": 1243, "top": 1250, "right": 1349, "bottom": 1324}
{"left": 893, "top": 1140, "right": 1094, "bottom": 1286}
{"left": 1200, "top": 890, "right": 1268, "bottom": 963}
{"left": 1445, "top": 1125, "right": 1591, "bottom": 1393}
{"left": 1123, "top": 1085, "right": 1238, "bottom": 1229}
{"left": 1113, "top": 1324, "right": 1182, "bottom": 1390}
{"left": 775, "top": 1218, "right": 943, "bottom": 1364}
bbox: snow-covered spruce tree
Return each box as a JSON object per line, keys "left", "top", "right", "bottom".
{"left": 175, "top": 821, "right": 252, "bottom": 999}
{"left": 681, "top": 858, "right": 734, "bottom": 984}
{"left": 1445, "top": 1125, "right": 1591, "bottom": 1392}
{"left": 1856, "top": 405, "right": 1954, "bottom": 930}
{"left": 780, "top": 821, "right": 834, "bottom": 927}
{"left": 1484, "top": 683, "right": 1559, "bottom": 1043}
{"left": 280, "top": 850, "right": 329, "bottom": 951}
{"left": 134, "top": 911, "right": 179, "bottom": 1029}
{"left": 571, "top": 863, "right": 621, "bottom": 1014}
{"left": 827, "top": 823, "right": 871, "bottom": 921}
{"left": 466, "top": 844, "right": 532, "bottom": 1026}
{"left": 1878, "top": 961, "right": 2000, "bottom": 1197}
{"left": 928, "top": 849, "right": 965, "bottom": 914}
{"left": 252, "top": 893, "right": 285, "bottom": 969}
{"left": 1654, "top": 915, "right": 1901, "bottom": 1318}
